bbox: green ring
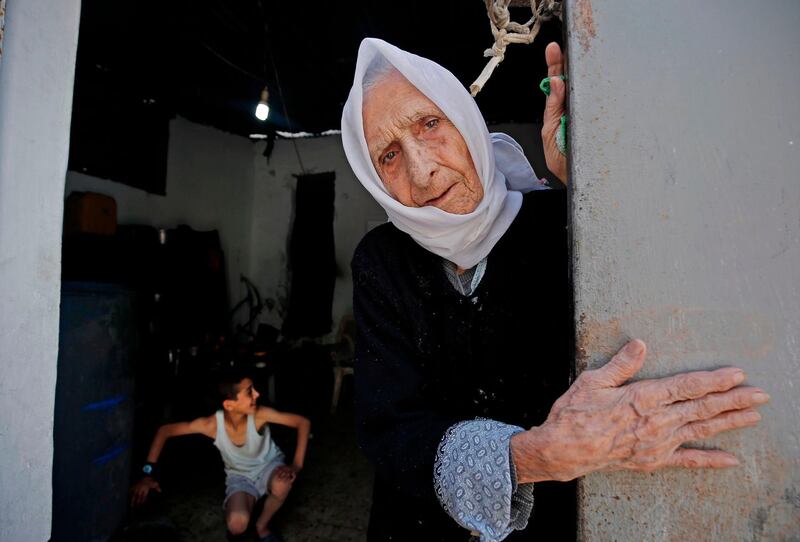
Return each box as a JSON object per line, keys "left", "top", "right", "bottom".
{"left": 539, "top": 75, "right": 567, "bottom": 96}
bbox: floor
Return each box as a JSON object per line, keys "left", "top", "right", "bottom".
{"left": 117, "top": 396, "right": 373, "bottom": 542}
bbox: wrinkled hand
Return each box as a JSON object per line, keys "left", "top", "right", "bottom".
{"left": 512, "top": 339, "right": 769, "bottom": 483}
{"left": 130, "top": 476, "right": 161, "bottom": 508}
{"left": 541, "top": 42, "right": 568, "bottom": 183}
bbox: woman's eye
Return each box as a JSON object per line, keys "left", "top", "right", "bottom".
{"left": 425, "top": 118, "right": 440, "bottom": 130}
{"left": 381, "top": 150, "right": 398, "bottom": 165}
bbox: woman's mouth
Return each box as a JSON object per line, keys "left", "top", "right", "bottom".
{"left": 425, "top": 183, "right": 457, "bottom": 207}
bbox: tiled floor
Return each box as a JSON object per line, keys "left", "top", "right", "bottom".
{"left": 118, "top": 402, "right": 373, "bottom": 542}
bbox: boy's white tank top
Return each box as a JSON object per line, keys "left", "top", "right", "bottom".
{"left": 213, "top": 410, "right": 283, "bottom": 480}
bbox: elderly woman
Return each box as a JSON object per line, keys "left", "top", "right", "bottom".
{"left": 342, "top": 39, "right": 767, "bottom": 542}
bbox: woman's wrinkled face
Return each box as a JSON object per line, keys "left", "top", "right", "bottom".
{"left": 362, "top": 70, "right": 483, "bottom": 214}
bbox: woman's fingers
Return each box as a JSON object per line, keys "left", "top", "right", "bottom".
{"left": 540, "top": 41, "right": 568, "bottom": 182}
{"left": 585, "top": 339, "right": 647, "bottom": 388}
{"left": 676, "top": 408, "right": 762, "bottom": 444}
{"left": 668, "top": 447, "right": 740, "bottom": 469}
{"left": 545, "top": 42, "right": 563, "bottom": 77}
{"left": 635, "top": 368, "right": 747, "bottom": 408}
{"left": 658, "top": 387, "right": 769, "bottom": 426}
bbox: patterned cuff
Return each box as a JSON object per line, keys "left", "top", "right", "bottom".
{"left": 508, "top": 457, "right": 534, "bottom": 531}
{"left": 433, "top": 419, "right": 533, "bottom": 542}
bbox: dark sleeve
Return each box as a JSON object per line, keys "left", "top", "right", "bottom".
{"left": 352, "top": 237, "right": 459, "bottom": 503}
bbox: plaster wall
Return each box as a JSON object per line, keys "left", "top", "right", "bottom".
{"left": 0, "top": 0, "right": 82, "bottom": 539}
{"left": 66, "top": 116, "right": 256, "bottom": 311}
{"left": 566, "top": 1, "right": 800, "bottom": 539}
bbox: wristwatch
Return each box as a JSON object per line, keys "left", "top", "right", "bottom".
{"left": 142, "top": 462, "right": 157, "bottom": 476}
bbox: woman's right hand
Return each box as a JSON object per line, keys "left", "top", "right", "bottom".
{"left": 130, "top": 476, "right": 161, "bottom": 508}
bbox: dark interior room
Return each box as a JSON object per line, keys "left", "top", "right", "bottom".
{"left": 53, "top": 1, "right": 564, "bottom": 540}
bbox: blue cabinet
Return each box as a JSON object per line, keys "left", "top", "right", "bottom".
{"left": 52, "top": 282, "right": 136, "bottom": 542}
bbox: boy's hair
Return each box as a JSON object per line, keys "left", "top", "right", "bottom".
{"left": 217, "top": 365, "right": 252, "bottom": 403}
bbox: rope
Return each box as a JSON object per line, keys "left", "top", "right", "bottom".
{"left": 469, "top": 0, "right": 562, "bottom": 96}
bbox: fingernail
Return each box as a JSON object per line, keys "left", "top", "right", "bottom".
{"left": 745, "top": 411, "right": 762, "bottom": 422}
{"left": 624, "top": 340, "right": 644, "bottom": 356}
{"left": 724, "top": 456, "right": 740, "bottom": 467}
{"left": 751, "top": 392, "right": 770, "bottom": 404}
{"left": 733, "top": 371, "right": 746, "bottom": 384}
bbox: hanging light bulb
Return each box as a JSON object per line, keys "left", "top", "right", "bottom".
{"left": 255, "top": 87, "right": 270, "bottom": 121}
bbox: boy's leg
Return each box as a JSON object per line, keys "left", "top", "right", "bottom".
{"left": 254, "top": 468, "right": 294, "bottom": 538}
{"left": 225, "top": 491, "right": 256, "bottom": 536}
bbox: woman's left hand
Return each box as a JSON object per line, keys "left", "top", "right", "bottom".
{"left": 541, "top": 42, "right": 568, "bottom": 184}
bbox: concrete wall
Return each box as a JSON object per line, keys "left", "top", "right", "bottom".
{"left": 566, "top": 1, "right": 800, "bottom": 539}
{"left": 0, "top": 0, "right": 82, "bottom": 539}
{"left": 66, "top": 117, "right": 256, "bottom": 311}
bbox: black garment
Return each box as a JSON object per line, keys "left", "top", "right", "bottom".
{"left": 352, "top": 189, "right": 575, "bottom": 541}
{"left": 283, "top": 172, "right": 336, "bottom": 338}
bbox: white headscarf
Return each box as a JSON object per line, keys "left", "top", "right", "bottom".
{"left": 341, "top": 38, "right": 545, "bottom": 269}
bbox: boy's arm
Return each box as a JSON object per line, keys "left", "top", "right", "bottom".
{"left": 257, "top": 407, "right": 311, "bottom": 470}
{"left": 131, "top": 415, "right": 216, "bottom": 507}
{"left": 144, "top": 415, "right": 217, "bottom": 463}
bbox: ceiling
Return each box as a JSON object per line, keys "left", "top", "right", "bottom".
{"left": 73, "top": 0, "right": 564, "bottom": 138}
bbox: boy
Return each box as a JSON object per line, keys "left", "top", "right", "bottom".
{"left": 131, "top": 369, "right": 311, "bottom": 541}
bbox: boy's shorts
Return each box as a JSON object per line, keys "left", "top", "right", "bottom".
{"left": 223, "top": 456, "right": 286, "bottom": 508}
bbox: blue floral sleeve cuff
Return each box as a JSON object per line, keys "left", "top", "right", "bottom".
{"left": 433, "top": 419, "right": 534, "bottom": 542}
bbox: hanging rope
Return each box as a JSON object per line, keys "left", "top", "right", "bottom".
{"left": 470, "top": 0, "right": 562, "bottom": 96}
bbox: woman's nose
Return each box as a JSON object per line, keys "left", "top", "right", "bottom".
{"left": 406, "top": 141, "right": 438, "bottom": 188}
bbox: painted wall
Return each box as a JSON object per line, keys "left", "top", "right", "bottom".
{"left": 66, "top": 116, "right": 256, "bottom": 313}
{"left": 248, "top": 134, "right": 386, "bottom": 337}
{"left": 566, "top": 1, "right": 800, "bottom": 539}
{"left": 66, "top": 120, "right": 402, "bottom": 338}
{"left": 0, "top": 0, "right": 82, "bottom": 539}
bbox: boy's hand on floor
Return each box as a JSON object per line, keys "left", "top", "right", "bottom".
{"left": 274, "top": 465, "right": 298, "bottom": 482}
{"left": 130, "top": 476, "right": 161, "bottom": 508}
